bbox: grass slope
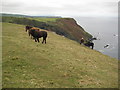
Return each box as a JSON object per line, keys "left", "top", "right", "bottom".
{"left": 2, "top": 23, "right": 118, "bottom": 88}
{"left": 28, "top": 17, "right": 59, "bottom": 23}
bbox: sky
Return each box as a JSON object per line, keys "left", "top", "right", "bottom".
{"left": 1, "top": 0, "right": 119, "bottom": 17}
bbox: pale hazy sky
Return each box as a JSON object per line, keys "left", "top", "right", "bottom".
{"left": 1, "top": 0, "right": 119, "bottom": 17}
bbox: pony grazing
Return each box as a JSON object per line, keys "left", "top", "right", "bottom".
{"left": 30, "top": 29, "right": 47, "bottom": 44}
{"left": 84, "top": 41, "right": 94, "bottom": 49}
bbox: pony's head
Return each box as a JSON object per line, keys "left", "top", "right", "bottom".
{"left": 25, "top": 25, "right": 33, "bottom": 32}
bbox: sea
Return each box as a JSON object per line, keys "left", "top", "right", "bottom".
{"left": 74, "top": 17, "right": 118, "bottom": 60}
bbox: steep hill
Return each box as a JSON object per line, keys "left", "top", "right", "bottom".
{"left": 2, "top": 14, "right": 92, "bottom": 42}
{"left": 2, "top": 23, "right": 118, "bottom": 88}
{"left": 54, "top": 18, "right": 91, "bottom": 41}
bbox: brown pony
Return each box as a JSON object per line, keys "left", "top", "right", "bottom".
{"left": 30, "top": 29, "right": 47, "bottom": 44}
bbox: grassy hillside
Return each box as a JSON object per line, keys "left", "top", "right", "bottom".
{"left": 2, "top": 23, "right": 118, "bottom": 88}
{"left": 28, "top": 17, "right": 59, "bottom": 23}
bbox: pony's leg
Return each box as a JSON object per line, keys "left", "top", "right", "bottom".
{"left": 30, "top": 35, "right": 32, "bottom": 39}
{"left": 28, "top": 31, "right": 31, "bottom": 37}
{"left": 45, "top": 38, "right": 46, "bottom": 44}
{"left": 92, "top": 45, "right": 94, "bottom": 49}
{"left": 35, "top": 38, "right": 37, "bottom": 42}
{"left": 37, "top": 38, "right": 40, "bottom": 43}
{"left": 29, "top": 34, "right": 32, "bottom": 39}
{"left": 42, "top": 39, "right": 44, "bottom": 44}
{"left": 31, "top": 36, "right": 32, "bottom": 39}
{"left": 42, "top": 37, "right": 44, "bottom": 44}
{"left": 91, "top": 46, "right": 93, "bottom": 49}
{"left": 42, "top": 37, "right": 46, "bottom": 44}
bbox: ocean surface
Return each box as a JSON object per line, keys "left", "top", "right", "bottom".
{"left": 74, "top": 17, "right": 118, "bottom": 59}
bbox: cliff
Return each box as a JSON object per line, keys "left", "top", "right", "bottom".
{"left": 54, "top": 18, "right": 92, "bottom": 41}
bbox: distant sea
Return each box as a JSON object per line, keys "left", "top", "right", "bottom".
{"left": 74, "top": 17, "right": 118, "bottom": 59}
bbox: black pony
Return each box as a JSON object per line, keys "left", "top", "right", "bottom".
{"left": 30, "top": 29, "right": 47, "bottom": 44}
{"left": 84, "top": 41, "right": 94, "bottom": 49}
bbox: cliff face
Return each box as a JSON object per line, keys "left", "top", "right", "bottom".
{"left": 54, "top": 18, "right": 92, "bottom": 41}
{"left": 2, "top": 14, "right": 92, "bottom": 42}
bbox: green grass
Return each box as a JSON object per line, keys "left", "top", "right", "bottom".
{"left": 28, "top": 17, "right": 59, "bottom": 23}
{"left": 2, "top": 22, "right": 118, "bottom": 88}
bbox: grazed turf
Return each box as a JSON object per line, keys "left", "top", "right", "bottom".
{"left": 28, "top": 17, "right": 59, "bottom": 23}
{"left": 2, "top": 22, "right": 118, "bottom": 88}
